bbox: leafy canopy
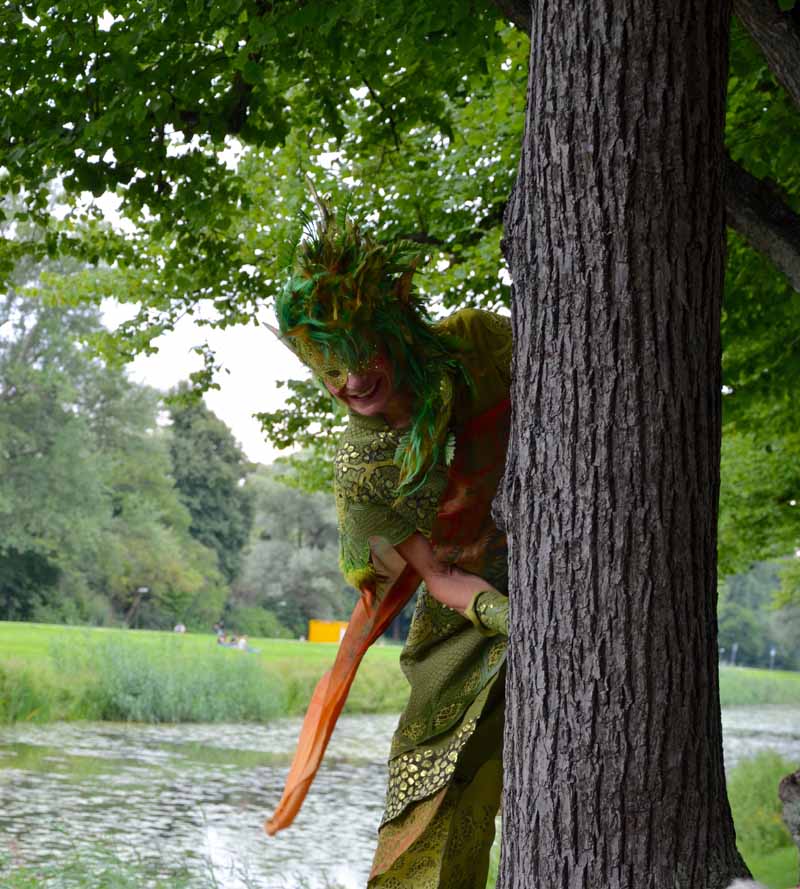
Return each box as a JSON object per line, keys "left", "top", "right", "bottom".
{"left": 2, "top": 4, "right": 799, "bottom": 585}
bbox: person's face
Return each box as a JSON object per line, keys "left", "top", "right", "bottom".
{"left": 323, "top": 353, "right": 396, "bottom": 416}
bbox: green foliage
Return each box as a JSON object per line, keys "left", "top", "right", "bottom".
{"left": 2, "top": 3, "right": 799, "bottom": 615}
{"left": 718, "top": 433, "right": 800, "bottom": 578}
{"left": 727, "top": 752, "right": 795, "bottom": 856}
{"left": 0, "top": 551, "right": 61, "bottom": 622}
{"left": 0, "top": 1, "right": 509, "bottom": 352}
{"left": 718, "top": 600, "right": 768, "bottom": 666}
{"left": 168, "top": 386, "right": 254, "bottom": 583}
{"left": 231, "top": 466, "right": 350, "bottom": 635}
{"left": 0, "top": 288, "right": 229, "bottom": 628}
{"left": 718, "top": 561, "right": 800, "bottom": 670}
{"left": 718, "top": 18, "right": 800, "bottom": 587}
{"left": 226, "top": 603, "right": 292, "bottom": 638}
{"left": 778, "top": 555, "right": 800, "bottom": 607}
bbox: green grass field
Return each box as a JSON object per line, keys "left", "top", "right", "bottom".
{"left": 3, "top": 621, "right": 800, "bottom": 724}
{"left": 0, "top": 620, "right": 406, "bottom": 722}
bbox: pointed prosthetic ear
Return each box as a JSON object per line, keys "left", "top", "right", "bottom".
{"left": 265, "top": 322, "right": 298, "bottom": 356}
{"left": 392, "top": 257, "right": 419, "bottom": 304}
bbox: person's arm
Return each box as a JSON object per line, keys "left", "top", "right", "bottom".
{"left": 393, "top": 532, "right": 508, "bottom": 636}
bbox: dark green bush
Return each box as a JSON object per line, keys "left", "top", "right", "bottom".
{"left": 728, "top": 751, "right": 795, "bottom": 855}
{"left": 0, "top": 662, "right": 51, "bottom": 722}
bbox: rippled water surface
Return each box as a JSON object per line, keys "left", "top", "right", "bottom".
{"left": 0, "top": 715, "right": 398, "bottom": 888}
{"left": 1, "top": 708, "right": 799, "bottom": 887}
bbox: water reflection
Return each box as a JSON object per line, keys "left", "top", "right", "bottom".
{"left": 1, "top": 708, "right": 798, "bottom": 888}
{"left": 0, "top": 715, "right": 398, "bottom": 888}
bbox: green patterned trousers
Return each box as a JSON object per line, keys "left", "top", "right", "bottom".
{"left": 369, "top": 673, "right": 504, "bottom": 889}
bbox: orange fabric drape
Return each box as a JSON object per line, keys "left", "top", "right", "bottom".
{"left": 265, "top": 566, "right": 420, "bottom": 834}
{"left": 265, "top": 397, "right": 510, "bottom": 836}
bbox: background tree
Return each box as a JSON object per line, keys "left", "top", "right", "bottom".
{"left": 168, "top": 388, "right": 254, "bottom": 583}
{"left": 0, "top": 282, "right": 228, "bottom": 627}
{"left": 230, "top": 466, "right": 349, "bottom": 635}
{"left": 495, "top": 1, "right": 750, "bottom": 886}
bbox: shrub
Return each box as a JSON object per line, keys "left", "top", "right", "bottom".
{"left": 50, "top": 636, "right": 288, "bottom": 723}
{"left": 226, "top": 605, "right": 292, "bottom": 639}
{"left": 727, "top": 751, "right": 795, "bottom": 855}
{"left": 0, "top": 662, "right": 51, "bottom": 723}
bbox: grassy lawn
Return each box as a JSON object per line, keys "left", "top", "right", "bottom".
{"left": 0, "top": 620, "right": 406, "bottom": 722}
{"left": 3, "top": 621, "right": 800, "bottom": 724}
{"left": 0, "top": 620, "right": 401, "bottom": 667}
{"left": 719, "top": 664, "right": 800, "bottom": 707}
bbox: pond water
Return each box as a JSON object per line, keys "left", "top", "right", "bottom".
{"left": 1, "top": 708, "right": 799, "bottom": 888}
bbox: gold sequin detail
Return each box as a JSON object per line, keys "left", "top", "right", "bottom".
{"left": 433, "top": 702, "right": 460, "bottom": 729}
{"left": 400, "top": 720, "right": 426, "bottom": 743}
{"left": 475, "top": 591, "right": 509, "bottom": 636}
{"left": 382, "top": 719, "right": 478, "bottom": 824}
{"left": 487, "top": 640, "right": 505, "bottom": 669}
{"left": 463, "top": 668, "right": 481, "bottom": 696}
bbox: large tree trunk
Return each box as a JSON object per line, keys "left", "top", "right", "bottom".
{"left": 498, "top": 2, "right": 749, "bottom": 887}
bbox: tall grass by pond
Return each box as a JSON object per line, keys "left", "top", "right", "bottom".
{"left": 0, "top": 621, "right": 406, "bottom": 723}
{"left": 3, "top": 621, "right": 800, "bottom": 724}
{"left": 728, "top": 751, "right": 800, "bottom": 888}
{"left": 0, "top": 848, "right": 350, "bottom": 889}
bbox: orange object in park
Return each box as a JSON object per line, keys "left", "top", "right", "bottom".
{"left": 307, "top": 620, "right": 349, "bottom": 643}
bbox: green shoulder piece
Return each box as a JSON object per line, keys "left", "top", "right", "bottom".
{"left": 334, "top": 414, "right": 446, "bottom": 590}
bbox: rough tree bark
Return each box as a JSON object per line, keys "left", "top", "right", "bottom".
{"left": 497, "top": 2, "right": 750, "bottom": 887}
{"left": 734, "top": 0, "right": 800, "bottom": 109}
{"left": 491, "top": 0, "right": 800, "bottom": 294}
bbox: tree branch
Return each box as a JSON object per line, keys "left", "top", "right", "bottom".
{"left": 725, "top": 153, "right": 800, "bottom": 291}
{"left": 726, "top": 0, "right": 800, "bottom": 291}
{"left": 734, "top": 0, "right": 800, "bottom": 110}
{"left": 489, "top": 0, "right": 531, "bottom": 33}
{"left": 489, "top": 0, "right": 800, "bottom": 290}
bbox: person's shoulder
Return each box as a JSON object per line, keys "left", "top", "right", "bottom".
{"left": 435, "top": 307, "right": 511, "bottom": 345}
{"left": 436, "top": 308, "right": 512, "bottom": 398}
{"left": 333, "top": 419, "right": 402, "bottom": 506}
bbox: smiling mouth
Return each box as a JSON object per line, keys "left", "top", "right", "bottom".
{"left": 347, "top": 379, "right": 380, "bottom": 400}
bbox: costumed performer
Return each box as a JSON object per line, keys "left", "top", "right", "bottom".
{"left": 266, "top": 200, "right": 512, "bottom": 888}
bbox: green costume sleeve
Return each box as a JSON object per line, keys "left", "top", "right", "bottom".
{"left": 464, "top": 589, "right": 509, "bottom": 637}
{"left": 334, "top": 423, "right": 447, "bottom": 591}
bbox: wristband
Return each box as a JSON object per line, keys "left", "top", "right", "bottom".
{"left": 464, "top": 588, "right": 509, "bottom": 637}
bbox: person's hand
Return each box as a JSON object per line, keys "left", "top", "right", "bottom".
{"left": 394, "top": 533, "right": 491, "bottom": 615}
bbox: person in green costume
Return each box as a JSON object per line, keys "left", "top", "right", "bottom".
{"left": 267, "top": 202, "right": 511, "bottom": 888}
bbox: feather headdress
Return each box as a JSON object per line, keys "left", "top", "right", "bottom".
{"left": 275, "top": 194, "right": 468, "bottom": 495}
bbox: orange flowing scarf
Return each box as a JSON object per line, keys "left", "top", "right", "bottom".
{"left": 265, "top": 396, "right": 510, "bottom": 835}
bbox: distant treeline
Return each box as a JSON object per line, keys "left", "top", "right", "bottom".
{"left": 0, "top": 290, "right": 356, "bottom": 637}
{"left": 1, "top": 287, "right": 798, "bottom": 661}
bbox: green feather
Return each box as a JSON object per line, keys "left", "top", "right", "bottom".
{"left": 275, "top": 195, "right": 471, "bottom": 493}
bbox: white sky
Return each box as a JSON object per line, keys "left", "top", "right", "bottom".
{"left": 102, "top": 300, "right": 308, "bottom": 465}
